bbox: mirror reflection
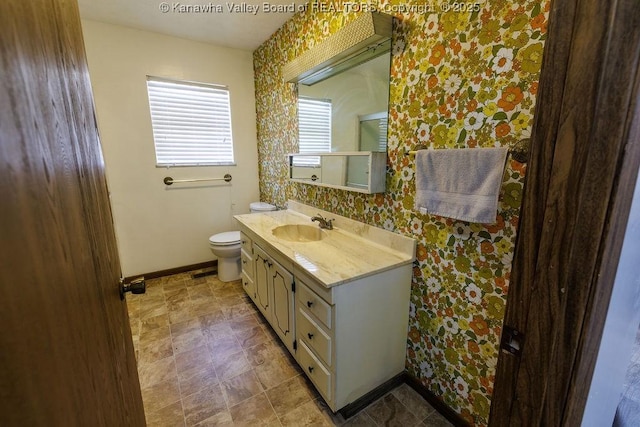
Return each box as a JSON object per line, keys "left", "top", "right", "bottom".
{"left": 289, "top": 152, "right": 386, "bottom": 194}
{"left": 297, "top": 51, "right": 391, "bottom": 153}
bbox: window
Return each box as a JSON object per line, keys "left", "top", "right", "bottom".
{"left": 146, "top": 76, "right": 234, "bottom": 166}
{"left": 296, "top": 97, "right": 332, "bottom": 166}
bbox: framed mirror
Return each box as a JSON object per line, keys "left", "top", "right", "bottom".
{"left": 284, "top": 12, "right": 393, "bottom": 193}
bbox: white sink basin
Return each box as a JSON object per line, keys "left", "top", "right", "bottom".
{"left": 272, "top": 224, "right": 324, "bottom": 242}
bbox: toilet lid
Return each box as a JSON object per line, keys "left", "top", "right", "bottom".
{"left": 250, "top": 202, "right": 277, "bottom": 211}
{"left": 209, "top": 231, "right": 241, "bottom": 246}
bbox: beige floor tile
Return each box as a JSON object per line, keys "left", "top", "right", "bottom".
{"left": 141, "top": 378, "right": 181, "bottom": 414}
{"left": 221, "top": 369, "right": 264, "bottom": 407}
{"left": 216, "top": 294, "right": 246, "bottom": 307}
{"left": 175, "top": 345, "right": 213, "bottom": 380}
{"left": 229, "top": 392, "right": 279, "bottom": 426}
{"left": 235, "top": 325, "right": 270, "bottom": 349}
{"left": 199, "top": 310, "right": 227, "bottom": 329}
{"left": 141, "top": 313, "right": 171, "bottom": 333}
{"left": 252, "top": 356, "right": 300, "bottom": 390}
{"left": 365, "top": 392, "right": 421, "bottom": 426}
{"left": 194, "top": 410, "right": 234, "bottom": 426}
{"left": 266, "top": 375, "right": 315, "bottom": 418}
{"left": 221, "top": 302, "right": 257, "bottom": 320}
{"left": 182, "top": 383, "right": 227, "bottom": 426}
{"left": 213, "top": 349, "right": 252, "bottom": 381}
{"left": 131, "top": 269, "right": 447, "bottom": 427}
{"left": 145, "top": 400, "right": 186, "bottom": 427}
{"left": 391, "top": 383, "right": 436, "bottom": 421}
{"left": 243, "top": 341, "right": 284, "bottom": 367}
{"left": 342, "top": 411, "right": 375, "bottom": 426}
{"left": 138, "top": 336, "right": 174, "bottom": 365}
{"left": 140, "top": 325, "right": 172, "bottom": 345}
{"left": 229, "top": 314, "right": 261, "bottom": 332}
{"left": 179, "top": 361, "right": 219, "bottom": 398}
{"left": 173, "top": 330, "right": 206, "bottom": 354}
{"left": 279, "top": 400, "right": 334, "bottom": 426}
{"left": 139, "top": 301, "right": 169, "bottom": 320}
{"left": 422, "top": 411, "right": 454, "bottom": 426}
{"left": 208, "top": 333, "right": 243, "bottom": 360}
{"left": 138, "top": 355, "right": 177, "bottom": 389}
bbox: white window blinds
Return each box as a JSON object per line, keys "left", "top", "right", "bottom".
{"left": 146, "top": 76, "right": 234, "bottom": 166}
{"left": 297, "top": 97, "right": 332, "bottom": 166}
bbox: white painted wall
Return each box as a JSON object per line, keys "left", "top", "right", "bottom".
{"left": 81, "top": 20, "right": 260, "bottom": 276}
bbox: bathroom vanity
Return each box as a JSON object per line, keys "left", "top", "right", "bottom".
{"left": 234, "top": 201, "right": 415, "bottom": 413}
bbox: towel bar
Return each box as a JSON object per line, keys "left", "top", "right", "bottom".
{"left": 405, "top": 139, "right": 530, "bottom": 163}
{"left": 163, "top": 174, "right": 232, "bottom": 185}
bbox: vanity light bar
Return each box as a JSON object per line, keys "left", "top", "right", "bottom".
{"left": 282, "top": 11, "right": 393, "bottom": 84}
{"left": 299, "top": 39, "right": 391, "bottom": 86}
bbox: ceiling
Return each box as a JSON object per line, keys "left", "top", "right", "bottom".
{"left": 77, "top": 0, "right": 307, "bottom": 51}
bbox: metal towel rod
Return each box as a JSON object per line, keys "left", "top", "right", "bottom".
{"left": 404, "top": 139, "right": 530, "bottom": 163}
{"left": 163, "top": 174, "right": 232, "bottom": 185}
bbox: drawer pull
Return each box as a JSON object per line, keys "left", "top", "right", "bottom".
{"left": 307, "top": 332, "right": 314, "bottom": 339}
{"left": 243, "top": 281, "right": 247, "bottom": 286}
{"left": 307, "top": 301, "right": 314, "bottom": 308}
{"left": 242, "top": 240, "right": 246, "bottom": 244}
{"left": 308, "top": 366, "right": 314, "bottom": 373}
{"left": 242, "top": 259, "right": 247, "bottom": 264}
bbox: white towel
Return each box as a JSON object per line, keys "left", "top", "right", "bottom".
{"left": 414, "top": 147, "right": 508, "bottom": 223}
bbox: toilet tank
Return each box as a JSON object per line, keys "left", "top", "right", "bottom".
{"left": 250, "top": 202, "right": 277, "bottom": 213}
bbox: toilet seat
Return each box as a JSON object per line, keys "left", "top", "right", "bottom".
{"left": 250, "top": 202, "right": 277, "bottom": 212}
{"left": 209, "top": 231, "right": 241, "bottom": 246}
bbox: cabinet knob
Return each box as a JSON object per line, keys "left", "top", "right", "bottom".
{"left": 308, "top": 366, "right": 314, "bottom": 373}
{"left": 307, "top": 301, "right": 313, "bottom": 308}
{"left": 242, "top": 259, "right": 247, "bottom": 264}
{"left": 307, "top": 332, "right": 314, "bottom": 340}
{"left": 243, "top": 281, "right": 247, "bottom": 287}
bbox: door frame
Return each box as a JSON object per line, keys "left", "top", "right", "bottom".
{"left": 489, "top": 0, "right": 640, "bottom": 424}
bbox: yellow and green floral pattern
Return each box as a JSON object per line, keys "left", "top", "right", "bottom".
{"left": 254, "top": 1, "right": 549, "bottom": 425}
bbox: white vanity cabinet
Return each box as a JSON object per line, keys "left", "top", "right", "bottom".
{"left": 235, "top": 203, "right": 415, "bottom": 413}
{"left": 293, "top": 268, "right": 411, "bottom": 412}
{"left": 240, "top": 232, "right": 256, "bottom": 301}
{"left": 251, "top": 243, "right": 296, "bottom": 354}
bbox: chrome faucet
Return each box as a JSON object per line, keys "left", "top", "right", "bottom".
{"left": 311, "top": 214, "right": 334, "bottom": 230}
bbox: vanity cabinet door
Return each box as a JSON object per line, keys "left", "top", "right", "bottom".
{"left": 241, "top": 271, "right": 255, "bottom": 301}
{"left": 271, "top": 259, "right": 295, "bottom": 354}
{"left": 253, "top": 244, "right": 271, "bottom": 319}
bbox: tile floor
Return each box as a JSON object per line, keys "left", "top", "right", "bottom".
{"left": 126, "top": 270, "right": 453, "bottom": 426}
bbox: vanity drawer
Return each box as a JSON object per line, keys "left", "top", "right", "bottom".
{"left": 297, "top": 308, "right": 332, "bottom": 367}
{"left": 241, "top": 249, "right": 254, "bottom": 280}
{"left": 241, "top": 271, "right": 255, "bottom": 300}
{"left": 298, "top": 340, "right": 332, "bottom": 402}
{"left": 297, "top": 281, "right": 332, "bottom": 329}
{"left": 240, "top": 232, "right": 252, "bottom": 254}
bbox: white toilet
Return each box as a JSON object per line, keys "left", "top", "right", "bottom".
{"left": 209, "top": 202, "right": 277, "bottom": 282}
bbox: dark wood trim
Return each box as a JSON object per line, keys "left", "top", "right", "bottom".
{"left": 562, "top": 12, "right": 640, "bottom": 424}
{"left": 124, "top": 260, "right": 217, "bottom": 282}
{"left": 338, "top": 373, "right": 405, "bottom": 419}
{"left": 403, "top": 373, "right": 470, "bottom": 427}
{"left": 489, "top": 0, "right": 640, "bottom": 424}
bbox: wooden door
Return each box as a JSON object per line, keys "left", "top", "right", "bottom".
{"left": 0, "top": 0, "right": 146, "bottom": 425}
{"left": 271, "top": 259, "right": 295, "bottom": 353}
{"left": 489, "top": 0, "right": 640, "bottom": 424}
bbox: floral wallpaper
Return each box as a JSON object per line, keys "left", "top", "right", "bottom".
{"left": 253, "top": 1, "right": 549, "bottom": 425}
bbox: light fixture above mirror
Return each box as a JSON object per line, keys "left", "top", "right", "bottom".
{"left": 282, "top": 12, "right": 393, "bottom": 85}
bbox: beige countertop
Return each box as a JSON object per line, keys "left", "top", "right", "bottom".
{"left": 234, "top": 200, "right": 416, "bottom": 288}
